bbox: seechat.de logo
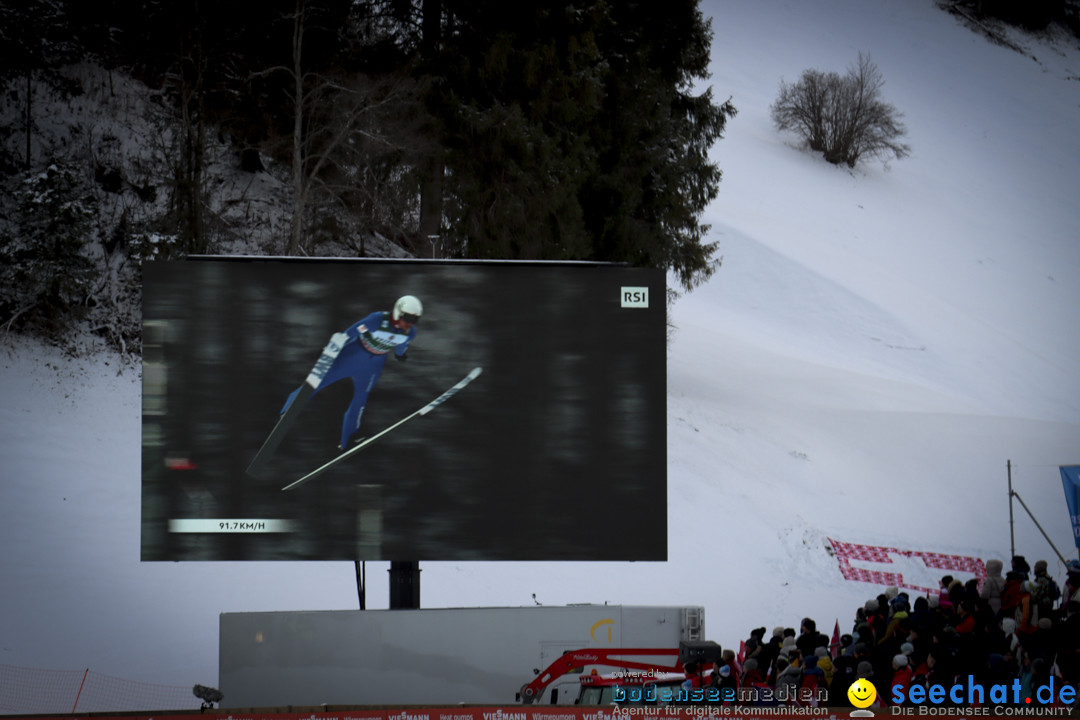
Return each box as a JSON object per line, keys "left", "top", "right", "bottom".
{"left": 621, "top": 286, "right": 649, "bottom": 308}
{"left": 890, "top": 674, "right": 1078, "bottom": 713}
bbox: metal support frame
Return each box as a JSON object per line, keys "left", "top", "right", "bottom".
{"left": 1008, "top": 459, "right": 1068, "bottom": 566}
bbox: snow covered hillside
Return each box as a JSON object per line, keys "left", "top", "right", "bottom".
{"left": 1, "top": 0, "right": 1078, "bottom": 698}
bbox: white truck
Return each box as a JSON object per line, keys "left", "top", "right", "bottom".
{"left": 218, "top": 605, "right": 704, "bottom": 707}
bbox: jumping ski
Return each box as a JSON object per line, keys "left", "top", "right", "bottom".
{"left": 246, "top": 332, "right": 350, "bottom": 478}
{"left": 281, "top": 366, "right": 483, "bottom": 492}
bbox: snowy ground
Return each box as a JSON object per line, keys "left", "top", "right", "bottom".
{"left": 1, "top": 0, "right": 1079, "bottom": 703}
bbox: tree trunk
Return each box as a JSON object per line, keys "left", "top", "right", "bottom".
{"left": 175, "top": 8, "right": 207, "bottom": 255}
{"left": 24, "top": 67, "right": 32, "bottom": 170}
{"left": 287, "top": 0, "right": 306, "bottom": 255}
{"left": 417, "top": 0, "right": 443, "bottom": 253}
{"left": 418, "top": 157, "right": 444, "bottom": 253}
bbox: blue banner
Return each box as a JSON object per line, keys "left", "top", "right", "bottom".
{"left": 1062, "top": 466, "right": 1080, "bottom": 548}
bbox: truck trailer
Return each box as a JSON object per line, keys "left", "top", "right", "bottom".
{"left": 219, "top": 605, "right": 704, "bottom": 707}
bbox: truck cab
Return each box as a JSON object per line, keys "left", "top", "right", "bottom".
{"left": 576, "top": 670, "right": 694, "bottom": 705}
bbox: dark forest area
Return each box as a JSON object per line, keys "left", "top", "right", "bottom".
{"left": 0, "top": 0, "right": 737, "bottom": 355}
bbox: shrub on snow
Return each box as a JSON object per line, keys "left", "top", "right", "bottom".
{"left": 770, "top": 53, "right": 911, "bottom": 168}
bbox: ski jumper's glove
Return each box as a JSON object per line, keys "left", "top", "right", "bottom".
{"left": 395, "top": 351, "right": 408, "bottom": 361}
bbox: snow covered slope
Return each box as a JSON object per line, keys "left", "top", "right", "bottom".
{"left": 1, "top": 0, "right": 1078, "bottom": 693}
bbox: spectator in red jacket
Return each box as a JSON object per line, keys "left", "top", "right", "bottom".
{"left": 891, "top": 653, "right": 914, "bottom": 701}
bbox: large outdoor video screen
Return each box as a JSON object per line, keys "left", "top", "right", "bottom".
{"left": 141, "top": 258, "right": 667, "bottom": 561}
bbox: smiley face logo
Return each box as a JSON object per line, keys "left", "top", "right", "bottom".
{"left": 848, "top": 678, "right": 877, "bottom": 708}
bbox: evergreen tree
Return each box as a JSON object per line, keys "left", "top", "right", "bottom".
{"left": 436, "top": 1, "right": 606, "bottom": 260}
{"left": 0, "top": 162, "right": 99, "bottom": 339}
{"left": 419, "top": 0, "right": 735, "bottom": 288}
{"left": 0, "top": 0, "right": 80, "bottom": 171}
{"left": 582, "top": 0, "right": 735, "bottom": 291}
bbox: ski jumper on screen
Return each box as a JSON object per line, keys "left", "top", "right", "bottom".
{"left": 281, "top": 295, "right": 421, "bottom": 449}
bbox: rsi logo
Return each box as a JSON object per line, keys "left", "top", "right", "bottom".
{"left": 621, "top": 286, "right": 649, "bottom": 308}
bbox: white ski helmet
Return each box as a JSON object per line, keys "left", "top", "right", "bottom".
{"left": 392, "top": 294, "right": 423, "bottom": 325}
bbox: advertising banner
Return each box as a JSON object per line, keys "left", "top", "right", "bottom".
{"left": 828, "top": 538, "right": 986, "bottom": 594}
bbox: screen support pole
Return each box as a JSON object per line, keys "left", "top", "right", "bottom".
{"left": 355, "top": 560, "right": 366, "bottom": 610}
{"left": 389, "top": 561, "right": 421, "bottom": 609}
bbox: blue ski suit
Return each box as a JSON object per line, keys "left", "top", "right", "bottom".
{"left": 282, "top": 311, "right": 416, "bottom": 448}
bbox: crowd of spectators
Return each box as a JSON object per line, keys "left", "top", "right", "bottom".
{"left": 708, "top": 556, "right": 1080, "bottom": 708}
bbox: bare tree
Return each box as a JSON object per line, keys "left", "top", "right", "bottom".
{"left": 257, "top": 0, "right": 423, "bottom": 255}
{"left": 305, "top": 71, "right": 428, "bottom": 254}
{"left": 771, "top": 53, "right": 910, "bottom": 168}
